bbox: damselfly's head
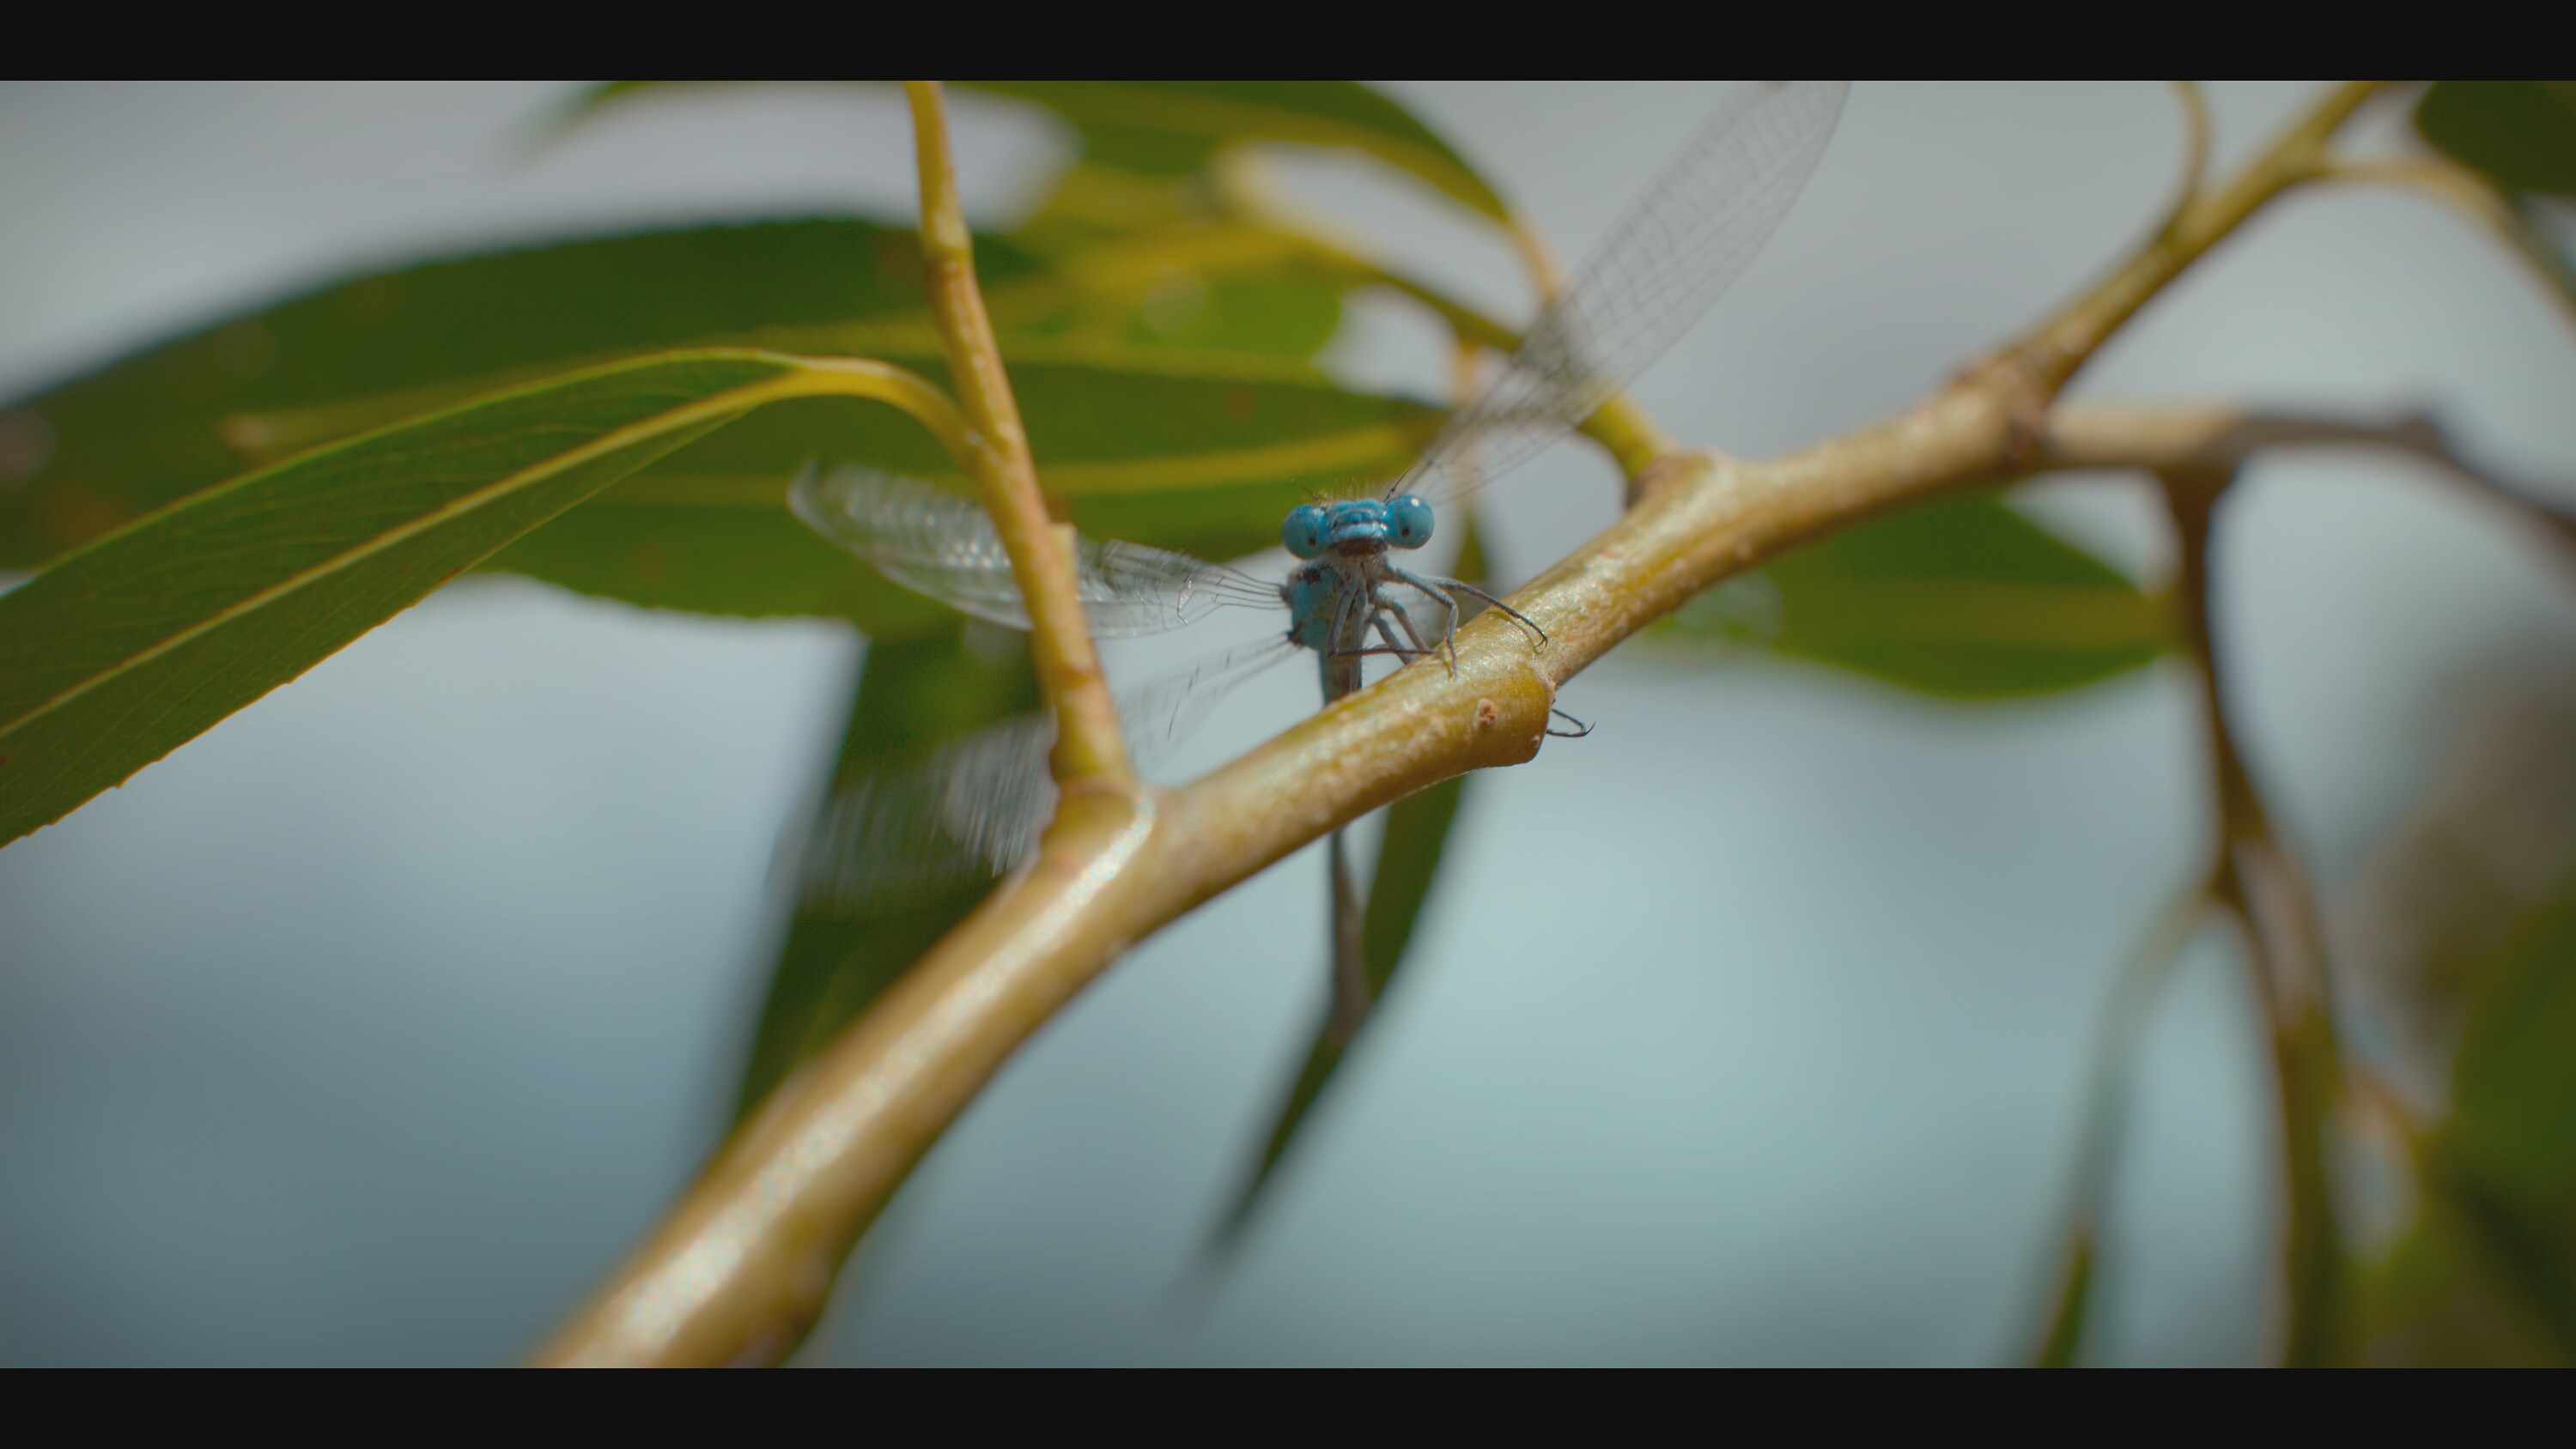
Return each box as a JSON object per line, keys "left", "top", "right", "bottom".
{"left": 1283, "top": 496, "right": 1435, "bottom": 561}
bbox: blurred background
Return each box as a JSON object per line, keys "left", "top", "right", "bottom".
{"left": 3, "top": 82, "right": 2572, "bottom": 1366}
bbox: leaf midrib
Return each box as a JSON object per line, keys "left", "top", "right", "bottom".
{"left": 2, "top": 361, "right": 828, "bottom": 741}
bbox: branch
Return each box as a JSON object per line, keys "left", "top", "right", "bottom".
{"left": 532, "top": 81, "right": 2396, "bottom": 1368}
{"left": 1996, "top": 81, "right": 2389, "bottom": 402}
{"left": 2020, "top": 385, "right": 2576, "bottom": 1364}
{"left": 2160, "top": 81, "right": 2214, "bottom": 232}
{"left": 2042, "top": 402, "right": 2576, "bottom": 555}
{"left": 2161, "top": 467, "right": 2347, "bottom": 1367}
{"left": 904, "top": 81, "right": 1128, "bottom": 785}
{"left": 2020, "top": 391, "right": 2576, "bottom": 1365}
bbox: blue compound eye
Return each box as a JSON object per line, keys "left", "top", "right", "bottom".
{"left": 1282, "top": 503, "right": 1330, "bottom": 559}
{"left": 1387, "top": 494, "right": 1435, "bottom": 549}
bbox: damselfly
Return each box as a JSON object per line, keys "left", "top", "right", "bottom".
{"left": 790, "top": 80, "right": 1847, "bottom": 1028}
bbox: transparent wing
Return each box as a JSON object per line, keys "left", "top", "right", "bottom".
{"left": 1118, "top": 634, "right": 1303, "bottom": 770}
{"left": 793, "top": 634, "right": 1303, "bottom": 917}
{"left": 794, "top": 712, "right": 1057, "bottom": 919}
{"left": 1402, "top": 80, "right": 1849, "bottom": 506}
{"left": 789, "top": 465, "right": 1283, "bottom": 636}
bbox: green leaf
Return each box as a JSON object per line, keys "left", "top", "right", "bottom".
{"left": 0, "top": 349, "right": 920, "bottom": 846}
{"left": 1107, "top": 274, "right": 1346, "bottom": 359}
{"left": 476, "top": 359, "right": 1437, "bottom": 627}
{"left": 479, "top": 471, "right": 961, "bottom": 629}
{"left": 0, "top": 218, "right": 1027, "bottom": 571}
{"left": 1199, "top": 773, "right": 1473, "bottom": 1262}
{"left": 2433, "top": 888, "right": 2576, "bottom": 1346}
{"left": 1659, "top": 494, "right": 2174, "bottom": 700}
{"left": 2367, "top": 887, "right": 2576, "bottom": 1362}
{"left": 2416, "top": 82, "right": 2576, "bottom": 199}
{"left": 2366, "top": 1172, "right": 2576, "bottom": 1365}
{"left": 2032, "top": 1231, "right": 2097, "bottom": 1368}
{"left": 2419, "top": 1141, "right": 2576, "bottom": 1361}
{"left": 564, "top": 88, "right": 1359, "bottom": 354}
{"left": 972, "top": 82, "right": 1507, "bottom": 222}
{"left": 732, "top": 627, "right": 1040, "bottom": 1121}
{"left": 992, "top": 112, "right": 1347, "bottom": 355}
{"left": 1359, "top": 777, "right": 1473, "bottom": 1002}
{"left": 559, "top": 88, "right": 1356, "bottom": 349}
{"left": 0, "top": 217, "right": 1434, "bottom": 625}
{"left": 2348, "top": 672, "right": 2576, "bottom": 1364}
{"left": 579, "top": 80, "right": 1510, "bottom": 223}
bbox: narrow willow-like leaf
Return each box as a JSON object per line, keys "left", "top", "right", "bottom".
{"left": 473, "top": 361, "right": 1438, "bottom": 627}
{"left": 2420, "top": 1143, "right": 2576, "bottom": 1359}
{"left": 1200, "top": 774, "right": 1472, "bottom": 1261}
{"left": 0, "top": 349, "right": 931, "bottom": 846}
{"left": 969, "top": 82, "right": 1510, "bottom": 222}
{"left": 1658, "top": 494, "right": 2172, "bottom": 700}
{"left": 0, "top": 220, "right": 1437, "bottom": 627}
{"left": 2409, "top": 887, "right": 2576, "bottom": 1358}
{"left": 2032, "top": 1233, "right": 2097, "bottom": 1367}
{"left": 580, "top": 81, "right": 1510, "bottom": 223}
{"left": 1003, "top": 120, "right": 1352, "bottom": 358}
{"left": 2367, "top": 936, "right": 2576, "bottom": 1365}
{"left": 2342, "top": 670, "right": 2576, "bottom": 1363}
{"left": 1358, "top": 773, "right": 1473, "bottom": 998}
{"left": 2416, "top": 82, "right": 2576, "bottom": 199}
{"left": 0, "top": 219, "right": 1030, "bottom": 571}
{"left": 733, "top": 627, "right": 1041, "bottom": 1121}
{"left": 2446, "top": 890, "right": 2576, "bottom": 1201}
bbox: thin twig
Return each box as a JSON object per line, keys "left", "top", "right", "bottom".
{"left": 2023, "top": 391, "right": 2576, "bottom": 1363}
{"left": 2002, "top": 81, "right": 2390, "bottom": 402}
{"left": 2154, "top": 81, "right": 2215, "bottom": 240}
{"left": 903, "top": 81, "right": 1129, "bottom": 786}
{"left": 2161, "top": 466, "right": 2347, "bottom": 1367}
{"left": 2044, "top": 403, "right": 2576, "bottom": 555}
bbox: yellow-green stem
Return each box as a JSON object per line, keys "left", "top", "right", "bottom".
{"left": 2008, "top": 81, "right": 2388, "bottom": 397}
{"left": 2162, "top": 470, "right": 2345, "bottom": 1366}
{"left": 903, "top": 80, "right": 1127, "bottom": 785}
